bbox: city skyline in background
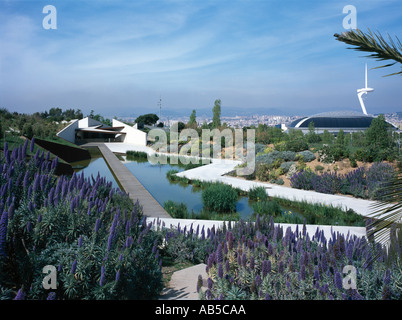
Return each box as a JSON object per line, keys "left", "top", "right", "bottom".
{"left": 0, "top": 0, "right": 401, "bottom": 119}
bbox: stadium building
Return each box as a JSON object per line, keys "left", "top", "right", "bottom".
{"left": 284, "top": 65, "right": 397, "bottom": 134}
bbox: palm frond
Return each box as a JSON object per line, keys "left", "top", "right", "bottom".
{"left": 334, "top": 29, "right": 402, "bottom": 76}
{"left": 365, "top": 174, "right": 402, "bottom": 265}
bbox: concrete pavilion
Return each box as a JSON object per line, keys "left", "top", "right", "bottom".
{"left": 56, "top": 117, "right": 147, "bottom": 146}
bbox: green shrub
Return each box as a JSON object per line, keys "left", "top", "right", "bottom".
{"left": 280, "top": 161, "right": 295, "bottom": 173}
{"left": 349, "top": 156, "right": 357, "bottom": 168}
{"left": 256, "top": 150, "right": 281, "bottom": 165}
{"left": 284, "top": 138, "right": 309, "bottom": 152}
{"left": 202, "top": 183, "right": 238, "bottom": 213}
{"left": 256, "top": 163, "right": 271, "bottom": 181}
{"left": 252, "top": 200, "right": 282, "bottom": 216}
{"left": 318, "top": 145, "right": 345, "bottom": 163}
{"left": 126, "top": 150, "right": 148, "bottom": 159}
{"left": 248, "top": 186, "right": 268, "bottom": 201}
{"left": 270, "top": 178, "right": 284, "bottom": 185}
{"left": 298, "top": 150, "right": 316, "bottom": 162}
{"left": 271, "top": 167, "right": 284, "bottom": 179}
{"left": 163, "top": 200, "right": 189, "bottom": 219}
{"left": 280, "top": 151, "right": 297, "bottom": 161}
{"left": 315, "top": 164, "right": 324, "bottom": 172}
{"left": 254, "top": 143, "right": 266, "bottom": 155}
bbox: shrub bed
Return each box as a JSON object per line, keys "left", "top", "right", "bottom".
{"left": 194, "top": 216, "right": 401, "bottom": 300}
{"left": 290, "top": 162, "right": 396, "bottom": 200}
{"left": 0, "top": 141, "right": 163, "bottom": 300}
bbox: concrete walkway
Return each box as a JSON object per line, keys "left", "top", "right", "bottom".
{"left": 159, "top": 263, "right": 207, "bottom": 300}
{"left": 95, "top": 143, "right": 171, "bottom": 219}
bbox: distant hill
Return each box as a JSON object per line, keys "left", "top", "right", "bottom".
{"left": 161, "top": 106, "right": 294, "bottom": 118}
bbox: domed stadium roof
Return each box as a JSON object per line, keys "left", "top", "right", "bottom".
{"left": 289, "top": 111, "right": 375, "bottom": 129}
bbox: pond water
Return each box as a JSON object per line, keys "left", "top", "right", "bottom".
{"left": 123, "top": 158, "right": 254, "bottom": 219}
{"left": 71, "top": 149, "right": 299, "bottom": 220}
{"left": 71, "top": 148, "right": 120, "bottom": 189}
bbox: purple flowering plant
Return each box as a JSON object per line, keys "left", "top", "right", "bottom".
{"left": 0, "top": 141, "right": 162, "bottom": 300}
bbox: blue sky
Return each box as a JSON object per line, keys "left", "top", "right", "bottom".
{"left": 0, "top": 0, "right": 401, "bottom": 118}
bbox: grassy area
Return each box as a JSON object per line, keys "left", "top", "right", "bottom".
{"left": 272, "top": 196, "right": 365, "bottom": 226}
{"left": 40, "top": 136, "right": 85, "bottom": 149}
{"left": 0, "top": 135, "right": 24, "bottom": 150}
{"left": 1, "top": 135, "right": 69, "bottom": 165}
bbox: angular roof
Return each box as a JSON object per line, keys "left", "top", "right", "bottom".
{"left": 290, "top": 111, "right": 375, "bottom": 129}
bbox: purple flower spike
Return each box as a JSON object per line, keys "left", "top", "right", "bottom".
{"left": 216, "top": 243, "right": 223, "bottom": 263}
{"left": 30, "top": 138, "right": 35, "bottom": 153}
{"left": 0, "top": 211, "right": 8, "bottom": 258}
{"left": 95, "top": 218, "right": 101, "bottom": 233}
{"left": 241, "top": 253, "right": 247, "bottom": 268}
{"left": 47, "top": 292, "right": 56, "bottom": 300}
{"left": 26, "top": 221, "right": 32, "bottom": 232}
{"left": 207, "top": 277, "right": 213, "bottom": 290}
{"left": 218, "top": 263, "right": 224, "bottom": 279}
{"left": 299, "top": 265, "right": 306, "bottom": 281}
{"left": 99, "top": 265, "right": 106, "bottom": 286}
{"left": 334, "top": 271, "right": 343, "bottom": 290}
{"left": 225, "top": 259, "right": 230, "bottom": 273}
{"left": 14, "top": 289, "right": 25, "bottom": 300}
{"left": 278, "top": 260, "right": 284, "bottom": 274}
{"left": 71, "top": 259, "right": 77, "bottom": 274}
{"left": 314, "top": 266, "right": 320, "bottom": 282}
{"left": 78, "top": 236, "right": 83, "bottom": 248}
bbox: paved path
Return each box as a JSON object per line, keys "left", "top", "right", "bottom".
{"left": 92, "top": 143, "right": 171, "bottom": 219}
{"left": 159, "top": 263, "right": 208, "bottom": 300}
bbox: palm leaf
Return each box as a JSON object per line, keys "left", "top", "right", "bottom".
{"left": 365, "top": 173, "right": 402, "bottom": 265}
{"left": 334, "top": 29, "right": 402, "bottom": 76}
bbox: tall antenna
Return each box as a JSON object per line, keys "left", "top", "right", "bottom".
{"left": 357, "top": 63, "right": 374, "bottom": 115}
{"left": 157, "top": 95, "right": 162, "bottom": 121}
{"left": 365, "top": 64, "right": 368, "bottom": 88}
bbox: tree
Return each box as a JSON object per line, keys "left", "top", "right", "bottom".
{"left": 321, "top": 130, "right": 334, "bottom": 144}
{"left": 306, "top": 121, "right": 321, "bottom": 143}
{"left": 188, "top": 109, "right": 197, "bottom": 126}
{"left": 22, "top": 123, "right": 34, "bottom": 139}
{"left": 336, "top": 129, "right": 345, "bottom": 147}
{"left": 135, "top": 113, "right": 159, "bottom": 126}
{"left": 212, "top": 99, "right": 221, "bottom": 128}
{"left": 365, "top": 114, "right": 393, "bottom": 150}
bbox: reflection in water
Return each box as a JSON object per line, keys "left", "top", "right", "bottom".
{"left": 71, "top": 148, "right": 119, "bottom": 189}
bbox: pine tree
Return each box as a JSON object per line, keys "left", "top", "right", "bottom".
{"left": 212, "top": 99, "right": 221, "bottom": 129}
